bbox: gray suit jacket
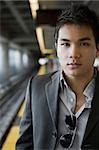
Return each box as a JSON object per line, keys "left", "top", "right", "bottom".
{"left": 16, "top": 70, "right": 99, "bottom": 150}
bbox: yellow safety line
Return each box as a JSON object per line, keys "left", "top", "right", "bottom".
{"left": 2, "top": 65, "right": 46, "bottom": 150}
{"left": 37, "top": 65, "right": 46, "bottom": 75}
{"left": 17, "top": 102, "right": 25, "bottom": 117}
{"left": 2, "top": 102, "right": 25, "bottom": 150}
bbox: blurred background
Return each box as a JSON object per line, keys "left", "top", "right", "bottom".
{"left": 0, "top": 0, "right": 99, "bottom": 149}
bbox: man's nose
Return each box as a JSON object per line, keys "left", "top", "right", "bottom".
{"left": 69, "top": 45, "right": 81, "bottom": 58}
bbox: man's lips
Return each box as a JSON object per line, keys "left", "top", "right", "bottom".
{"left": 67, "top": 63, "right": 82, "bottom": 69}
{"left": 67, "top": 63, "right": 82, "bottom": 65}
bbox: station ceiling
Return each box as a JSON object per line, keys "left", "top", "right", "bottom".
{"left": 0, "top": 0, "right": 99, "bottom": 57}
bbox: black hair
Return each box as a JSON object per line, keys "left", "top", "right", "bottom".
{"left": 55, "top": 3, "right": 99, "bottom": 45}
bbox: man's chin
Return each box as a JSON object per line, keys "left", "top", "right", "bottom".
{"left": 64, "top": 69, "right": 83, "bottom": 77}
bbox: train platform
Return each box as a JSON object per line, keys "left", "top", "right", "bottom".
{"left": 1, "top": 65, "right": 46, "bottom": 150}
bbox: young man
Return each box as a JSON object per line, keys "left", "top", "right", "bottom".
{"left": 16, "top": 3, "right": 99, "bottom": 150}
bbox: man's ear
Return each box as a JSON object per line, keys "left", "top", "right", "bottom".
{"left": 55, "top": 42, "right": 59, "bottom": 58}
{"left": 55, "top": 42, "right": 57, "bottom": 49}
{"left": 96, "top": 43, "right": 99, "bottom": 57}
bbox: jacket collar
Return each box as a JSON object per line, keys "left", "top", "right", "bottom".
{"left": 45, "top": 71, "right": 60, "bottom": 130}
{"left": 82, "top": 70, "right": 99, "bottom": 143}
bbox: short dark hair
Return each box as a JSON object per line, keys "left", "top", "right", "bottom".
{"left": 55, "top": 3, "right": 99, "bottom": 45}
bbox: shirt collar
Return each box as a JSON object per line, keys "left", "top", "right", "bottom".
{"left": 83, "top": 68, "right": 97, "bottom": 101}
{"left": 60, "top": 69, "right": 96, "bottom": 103}
{"left": 83, "top": 78, "right": 95, "bottom": 102}
{"left": 60, "top": 70, "right": 69, "bottom": 89}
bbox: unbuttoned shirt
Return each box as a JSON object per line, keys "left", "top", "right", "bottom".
{"left": 55, "top": 72, "right": 95, "bottom": 150}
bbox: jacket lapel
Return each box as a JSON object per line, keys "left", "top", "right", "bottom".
{"left": 83, "top": 71, "right": 99, "bottom": 142}
{"left": 45, "top": 71, "right": 60, "bottom": 130}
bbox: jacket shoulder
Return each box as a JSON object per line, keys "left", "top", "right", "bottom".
{"left": 30, "top": 70, "right": 59, "bottom": 86}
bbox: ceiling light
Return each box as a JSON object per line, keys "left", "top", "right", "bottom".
{"left": 29, "top": 0, "right": 39, "bottom": 19}
{"left": 38, "top": 58, "right": 48, "bottom": 65}
{"left": 36, "top": 27, "right": 45, "bottom": 53}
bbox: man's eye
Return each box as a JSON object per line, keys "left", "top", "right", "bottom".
{"left": 80, "top": 42, "right": 90, "bottom": 47}
{"left": 61, "top": 43, "right": 70, "bottom": 47}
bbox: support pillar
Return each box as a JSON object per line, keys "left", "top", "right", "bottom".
{"left": 0, "top": 37, "right": 9, "bottom": 84}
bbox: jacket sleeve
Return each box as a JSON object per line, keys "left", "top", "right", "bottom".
{"left": 15, "top": 78, "right": 34, "bottom": 150}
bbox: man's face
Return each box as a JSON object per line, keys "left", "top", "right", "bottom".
{"left": 56, "top": 24, "right": 99, "bottom": 78}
